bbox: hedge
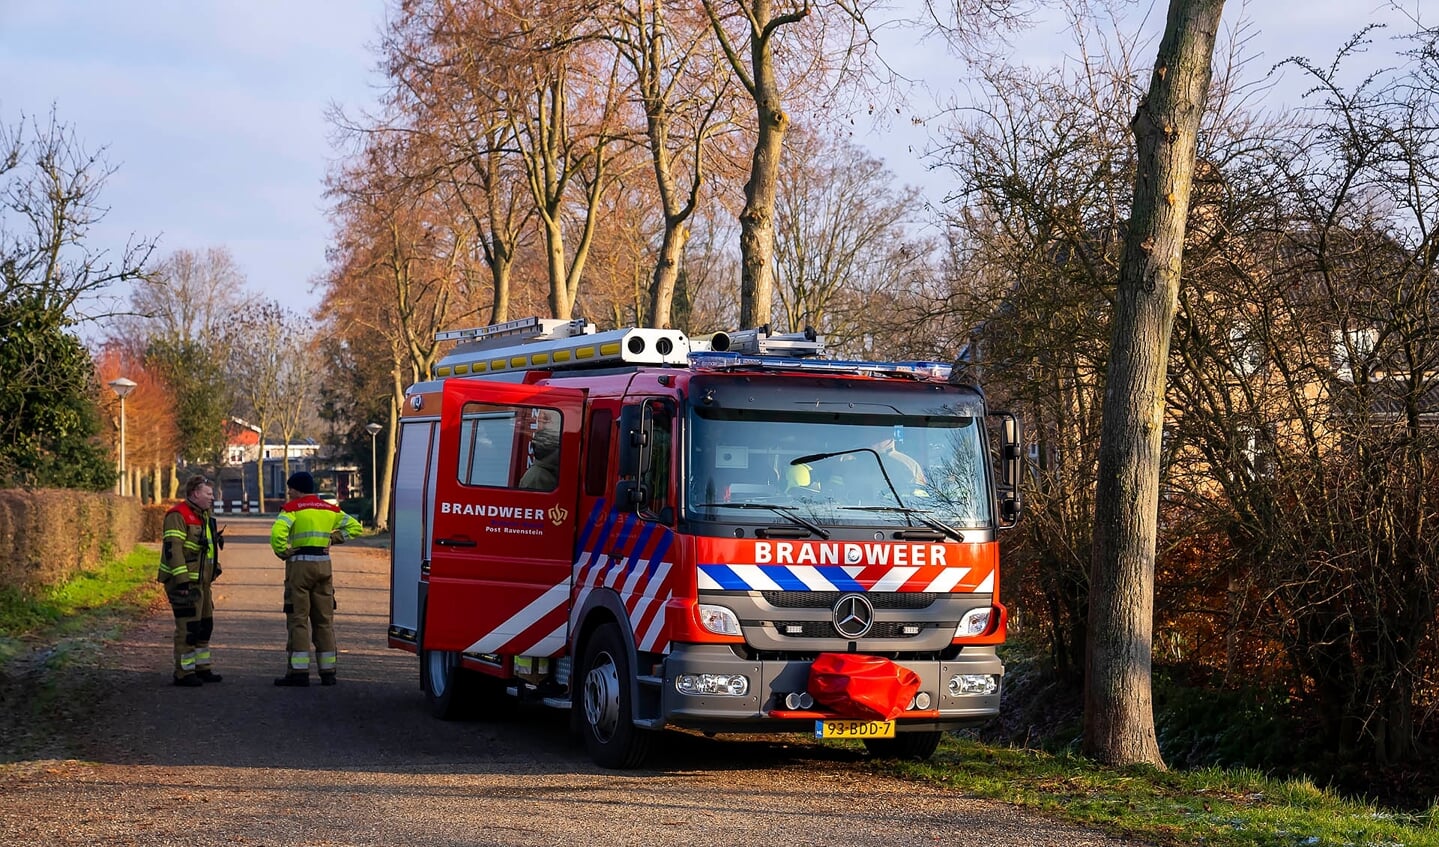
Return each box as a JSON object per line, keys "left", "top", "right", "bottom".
{"left": 0, "top": 489, "right": 143, "bottom": 591}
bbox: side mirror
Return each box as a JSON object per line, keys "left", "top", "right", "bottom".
{"left": 615, "top": 480, "right": 647, "bottom": 512}
{"left": 617, "top": 405, "right": 647, "bottom": 477}
{"left": 993, "top": 411, "right": 1024, "bottom": 528}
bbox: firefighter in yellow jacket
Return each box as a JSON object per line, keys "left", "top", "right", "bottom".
{"left": 270, "top": 471, "right": 363, "bottom": 687}
{"left": 158, "top": 475, "right": 223, "bottom": 687}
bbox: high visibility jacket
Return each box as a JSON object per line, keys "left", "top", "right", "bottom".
{"left": 270, "top": 495, "right": 363, "bottom": 560}
{"left": 157, "top": 500, "right": 218, "bottom": 586}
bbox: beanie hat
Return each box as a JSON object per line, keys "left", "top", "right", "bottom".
{"left": 530, "top": 428, "right": 560, "bottom": 460}
{"left": 287, "top": 471, "right": 315, "bottom": 494}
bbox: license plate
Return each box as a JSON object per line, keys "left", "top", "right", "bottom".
{"left": 814, "top": 719, "right": 895, "bottom": 739}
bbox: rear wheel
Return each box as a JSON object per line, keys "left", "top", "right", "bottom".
{"left": 421, "top": 648, "right": 471, "bottom": 720}
{"left": 578, "top": 623, "right": 654, "bottom": 769}
{"left": 863, "top": 730, "right": 943, "bottom": 761}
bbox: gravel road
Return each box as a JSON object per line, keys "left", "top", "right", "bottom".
{"left": 0, "top": 517, "right": 1145, "bottom": 846}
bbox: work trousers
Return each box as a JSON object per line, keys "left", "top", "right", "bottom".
{"left": 283, "top": 557, "right": 337, "bottom": 676}
{"left": 169, "top": 579, "right": 216, "bottom": 679}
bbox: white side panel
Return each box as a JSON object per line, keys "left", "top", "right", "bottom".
{"left": 390, "top": 419, "right": 438, "bottom": 637}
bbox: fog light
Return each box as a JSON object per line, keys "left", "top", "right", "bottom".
{"left": 948, "top": 674, "right": 999, "bottom": 696}
{"left": 913, "top": 691, "right": 932, "bottom": 710}
{"left": 783, "top": 691, "right": 815, "bottom": 710}
{"left": 676, "top": 673, "right": 750, "bottom": 696}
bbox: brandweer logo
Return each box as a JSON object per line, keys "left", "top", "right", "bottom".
{"left": 754, "top": 541, "right": 948, "bottom": 567}
{"left": 441, "top": 502, "right": 546, "bottom": 520}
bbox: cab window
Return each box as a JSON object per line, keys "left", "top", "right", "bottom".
{"left": 456, "top": 402, "right": 563, "bottom": 491}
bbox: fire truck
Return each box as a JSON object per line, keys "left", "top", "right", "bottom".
{"left": 386, "top": 317, "right": 1022, "bottom": 768}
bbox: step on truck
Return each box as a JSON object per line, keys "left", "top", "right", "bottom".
{"left": 386, "top": 317, "right": 1022, "bottom": 768}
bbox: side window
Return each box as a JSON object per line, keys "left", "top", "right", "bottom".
{"left": 584, "top": 408, "right": 612, "bottom": 497}
{"left": 641, "top": 400, "right": 674, "bottom": 520}
{"left": 457, "top": 402, "right": 563, "bottom": 491}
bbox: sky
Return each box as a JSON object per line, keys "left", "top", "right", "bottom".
{"left": 0, "top": 0, "right": 1425, "bottom": 323}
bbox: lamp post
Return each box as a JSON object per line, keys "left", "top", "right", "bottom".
{"left": 365, "top": 422, "right": 383, "bottom": 528}
{"left": 108, "top": 377, "right": 137, "bottom": 496}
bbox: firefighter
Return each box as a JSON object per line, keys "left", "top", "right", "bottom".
{"left": 270, "top": 471, "right": 363, "bottom": 687}
{"left": 518, "top": 425, "right": 561, "bottom": 490}
{"left": 158, "top": 475, "right": 224, "bottom": 687}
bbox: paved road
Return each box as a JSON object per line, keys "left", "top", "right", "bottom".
{"left": 0, "top": 517, "right": 1142, "bottom": 846}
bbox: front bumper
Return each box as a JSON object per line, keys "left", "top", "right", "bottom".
{"left": 659, "top": 643, "right": 1003, "bottom": 733}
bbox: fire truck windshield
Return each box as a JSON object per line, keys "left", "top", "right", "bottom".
{"left": 685, "top": 406, "right": 993, "bottom": 530}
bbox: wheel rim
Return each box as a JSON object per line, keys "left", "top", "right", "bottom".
{"left": 583, "top": 650, "right": 621, "bottom": 743}
{"left": 426, "top": 650, "right": 452, "bottom": 697}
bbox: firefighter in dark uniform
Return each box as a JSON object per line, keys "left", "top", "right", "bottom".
{"left": 270, "top": 471, "right": 363, "bottom": 687}
{"left": 158, "top": 475, "right": 223, "bottom": 687}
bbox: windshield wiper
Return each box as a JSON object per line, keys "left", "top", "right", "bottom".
{"left": 693, "top": 502, "right": 831, "bottom": 539}
{"left": 790, "top": 447, "right": 906, "bottom": 509}
{"left": 839, "top": 506, "right": 966, "bottom": 543}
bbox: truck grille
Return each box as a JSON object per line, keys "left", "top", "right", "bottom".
{"left": 772, "top": 620, "right": 928, "bottom": 638}
{"left": 760, "top": 591, "right": 938, "bottom": 610}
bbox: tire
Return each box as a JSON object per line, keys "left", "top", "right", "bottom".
{"left": 578, "top": 623, "right": 654, "bottom": 769}
{"left": 863, "top": 730, "right": 943, "bottom": 761}
{"left": 421, "top": 648, "right": 472, "bottom": 720}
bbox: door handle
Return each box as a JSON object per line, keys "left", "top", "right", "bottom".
{"left": 436, "top": 537, "right": 477, "bottom": 548}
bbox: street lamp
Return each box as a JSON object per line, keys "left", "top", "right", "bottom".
{"left": 108, "top": 377, "right": 137, "bottom": 496}
{"left": 365, "top": 422, "right": 383, "bottom": 528}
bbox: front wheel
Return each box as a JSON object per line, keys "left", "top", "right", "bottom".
{"left": 578, "top": 623, "right": 654, "bottom": 769}
{"left": 863, "top": 730, "right": 943, "bottom": 761}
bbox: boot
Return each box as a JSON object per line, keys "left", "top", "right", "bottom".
{"left": 319, "top": 672, "right": 337, "bottom": 687}
{"left": 195, "top": 669, "right": 223, "bottom": 683}
{"left": 274, "top": 673, "right": 310, "bottom": 687}
{"left": 173, "top": 674, "right": 203, "bottom": 688}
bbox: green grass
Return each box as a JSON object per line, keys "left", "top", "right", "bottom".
{"left": 0, "top": 546, "right": 161, "bottom": 655}
{"left": 871, "top": 737, "right": 1439, "bottom": 847}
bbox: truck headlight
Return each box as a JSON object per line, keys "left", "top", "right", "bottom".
{"left": 697, "top": 604, "right": 741, "bottom": 636}
{"left": 956, "top": 607, "right": 992, "bottom": 637}
{"left": 676, "top": 673, "right": 750, "bottom": 696}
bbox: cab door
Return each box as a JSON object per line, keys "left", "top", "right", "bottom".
{"left": 424, "top": 378, "right": 587, "bottom": 658}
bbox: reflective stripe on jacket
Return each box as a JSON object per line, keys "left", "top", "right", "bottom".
{"left": 157, "top": 500, "right": 216, "bottom": 585}
{"left": 270, "top": 495, "right": 363, "bottom": 559}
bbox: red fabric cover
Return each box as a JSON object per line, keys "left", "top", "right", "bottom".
{"left": 807, "top": 653, "right": 921, "bottom": 720}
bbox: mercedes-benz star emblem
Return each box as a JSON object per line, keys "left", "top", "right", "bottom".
{"left": 832, "top": 593, "right": 875, "bottom": 639}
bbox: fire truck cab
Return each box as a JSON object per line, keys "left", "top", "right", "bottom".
{"left": 387, "top": 317, "right": 1022, "bottom": 768}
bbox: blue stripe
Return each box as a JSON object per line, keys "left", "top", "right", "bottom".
{"left": 694, "top": 564, "right": 868, "bottom": 592}
{"left": 645, "top": 529, "right": 673, "bottom": 580}
{"left": 815, "top": 566, "right": 865, "bottom": 592}
{"left": 762, "top": 567, "right": 811, "bottom": 591}
{"left": 575, "top": 500, "right": 606, "bottom": 556}
{"left": 698, "top": 564, "right": 750, "bottom": 590}
{"left": 624, "top": 520, "right": 660, "bottom": 578}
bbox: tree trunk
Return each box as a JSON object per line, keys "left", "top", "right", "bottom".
{"left": 1083, "top": 0, "right": 1224, "bottom": 768}
{"left": 649, "top": 221, "right": 690, "bottom": 329}
{"left": 738, "top": 64, "right": 786, "bottom": 328}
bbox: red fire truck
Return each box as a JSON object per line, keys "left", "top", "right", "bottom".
{"left": 387, "top": 317, "right": 1022, "bottom": 768}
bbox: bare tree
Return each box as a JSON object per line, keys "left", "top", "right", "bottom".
{"left": 1, "top": 109, "right": 153, "bottom": 321}
{"left": 699, "top": 0, "right": 878, "bottom": 328}
{"left": 602, "top": 0, "right": 740, "bottom": 327}
{"left": 1084, "top": 0, "right": 1225, "bottom": 768}
{"left": 771, "top": 128, "right": 932, "bottom": 352}
{"left": 226, "top": 301, "right": 292, "bottom": 512}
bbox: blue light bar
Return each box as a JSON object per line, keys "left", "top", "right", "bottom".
{"left": 688, "top": 351, "right": 953, "bottom": 381}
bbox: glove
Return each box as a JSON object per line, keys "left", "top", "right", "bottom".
{"left": 214, "top": 527, "right": 226, "bottom": 550}
{"left": 330, "top": 531, "right": 346, "bottom": 545}
{"left": 169, "top": 582, "right": 192, "bottom": 604}
{"left": 277, "top": 549, "right": 292, "bottom": 561}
